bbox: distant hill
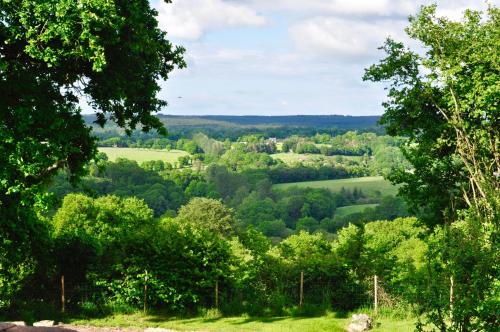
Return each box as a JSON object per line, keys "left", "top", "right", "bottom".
{"left": 84, "top": 114, "right": 381, "bottom": 129}
{"left": 188, "top": 115, "right": 381, "bottom": 129}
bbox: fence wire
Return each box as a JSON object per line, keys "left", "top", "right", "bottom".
{"left": 58, "top": 273, "right": 405, "bottom": 313}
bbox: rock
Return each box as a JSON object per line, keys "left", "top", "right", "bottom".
{"left": 33, "top": 321, "right": 55, "bottom": 327}
{"left": 9, "top": 322, "right": 27, "bottom": 326}
{"left": 347, "top": 314, "right": 372, "bottom": 332}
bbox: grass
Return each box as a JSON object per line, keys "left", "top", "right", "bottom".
{"left": 270, "top": 152, "right": 362, "bottom": 165}
{"left": 335, "top": 204, "right": 380, "bottom": 217}
{"left": 66, "top": 312, "right": 415, "bottom": 332}
{"left": 273, "top": 176, "right": 398, "bottom": 196}
{"left": 99, "top": 147, "right": 189, "bottom": 164}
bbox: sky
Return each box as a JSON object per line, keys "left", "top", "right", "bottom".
{"left": 145, "top": 0, "right": 495, "bottom": 116}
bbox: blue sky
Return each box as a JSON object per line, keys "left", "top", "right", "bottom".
{"left": 148, "top": 0, "right": 495, "bottom": 116}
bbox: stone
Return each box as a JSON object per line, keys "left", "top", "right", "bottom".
{"left": 32, "top": 321, "right": 55, "bottom": 327}
{"left": 9, "top": 322, "right": 27, "bottom": 327}
{"left": 347, "top": 314, "right": 372, "bottom": 332}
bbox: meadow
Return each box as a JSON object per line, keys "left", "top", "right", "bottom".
{"left": 99, "top": 147, "right": 189, "bottom": 164}
{"left": 335, "top": 204, "right": 380, "bottom": 217}
{"left": 67, "top": 312, "right": 415, "bottom": 332}
{"left": 271, "top": 152, "right": 363, "bottom": 165}
{"left": 273, "top": 176, "right": 398, "bottom": 196}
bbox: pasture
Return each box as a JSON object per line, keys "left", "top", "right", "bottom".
{"left": 273, "top": 176, "right": 398, "bottom": 196}
{"left": 271, "top": 152, "right": 363, "bottom": 165}
{"left": 335, "top": 204, "right": 380, "bottom": 217}
{"left": 99, "top": 147, "right": 189, "bottom": 164}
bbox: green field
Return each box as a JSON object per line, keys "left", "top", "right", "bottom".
{"left": 67, "top": 312, "right": 415, "bottom": 332}
{"left": 99, "top": 147, "right": 189, "bottom": 163}
{"left": 335, "top": 204, "right": 380, "bottom": 217}
{"left": 273, "top": 176, "right": 398, "bottom": 196}
{"left": 271, "top": 152, "right": 363, "bottom": 165}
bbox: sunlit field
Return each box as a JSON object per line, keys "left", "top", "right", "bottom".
{"left": 273, "top": 176, "right": 398, "bottom": 196}
{"left": 99, "top": 147, "right": 189, "bottom": 164}
{"left": 335, "top": 204, "right": 380, "bottom": 217}
{"left": 271, "top": 152, "right": 364, "bottom": 165}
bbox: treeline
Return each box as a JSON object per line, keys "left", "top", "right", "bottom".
{"left": 188, "top": 115, "right": 381, "bottom": 128}
{"left": 266, "top": 164, "right": 365, "bottom": 183}
{"left": 282, "top": 132, "right": 404, "bottom": 156}
{"left": 90, "top": 125, "right": 387, "bottom": 149}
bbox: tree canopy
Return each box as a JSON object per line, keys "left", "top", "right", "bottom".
{"left": 0, "top": 0, "right": 184, "bottom": 305}
{"left": 0, "top": 0, "right": 185, "bottom": 200}
{"left": 364, "top": 5, "right": 499, "bottom": 226}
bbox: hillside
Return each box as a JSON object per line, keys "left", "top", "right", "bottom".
{"left": 84, "top": 114, "right": 382, "bottom": 131}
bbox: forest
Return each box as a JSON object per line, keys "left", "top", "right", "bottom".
{"left": 0, "top": 1, "right": 498, "bottom": 332}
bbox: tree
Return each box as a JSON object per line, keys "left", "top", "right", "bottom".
{"left": 205, "top": 164, "right": 249, "bottom": 202}
{"left": 178, "top": 155, "right": 192, "bottom": 168}
{"left": 53, "top": 194, "right": 154, "bottom": 244}
{"left": 256, "top": 219, "right": 287, "bottom": 238}
{"left": 236, "top": 193, "right": 277, "bottom": 227}
{"left": 364, "top": 4, "right": 499, "bottom": 226}
{"left": 0, "top": 0, "right": 184, "bottom": 305}
{"left": 363, "top": 218, "right": 427, "bottom": 304}
{"left": 364, "top": 5, "right": 499, "bottom": 330}
{"left": 1, "top": 0, "right": 185, "bottom": 198}
{"left": 51, "top": 193, "right": 155, "bottom": 307}
{"left": 296, "top": 216, "right": 319, "bottom": 233}
{"left": 175, "top": 198, "right": 236, "bottom": 237}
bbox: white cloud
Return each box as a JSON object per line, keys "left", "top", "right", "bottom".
{"left": 184, "top": 44, "right": 333, "bottom": 77}
{"left": 290, "top": 18, "right": 407, "bottom": 59}
{"left": 155, "top": 0, "right": 266, "bottom": 40}
{"left": 285, "top": 0, "right": 495, "bottom": 60}
{"left": 229, "top": 0, "right": 419, "bottom": 17}
{"left": 232, "top": 0, "right": 494, "bottom": 18}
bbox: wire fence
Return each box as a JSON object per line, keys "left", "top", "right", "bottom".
{"left": 58, "top": 273, "right": 402, "bottom": 314}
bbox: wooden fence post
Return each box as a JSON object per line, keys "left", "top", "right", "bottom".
{"left": 144, "top": 270, "right": 148, "bottom": 314}
{"left": 215, "top": 278, "right": 219, "bottom": 309}
{"left": 61, "top": 275, "right": 65, "bottom": 313}
{"left": 374, "top": 275, "right": 378, "bottom": 314}
{"left": 299, "top": 271, "right": 304, "bottom": 307}
{"left": 450, "top": 276, "right": 454, "bottom": 319}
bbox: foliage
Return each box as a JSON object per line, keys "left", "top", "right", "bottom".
{"left": 417, "top": 206, "right": 499, "bottom": 331}
{"left": 51, "top": 193, "right": 232, "bottom": 311}
{"left": 175, "top": 198, "right": 236, "bottom": 237}
{"left": 236, "top": 193, "right": 278, "bottom": 227}
{"left": 365, "top": 4, "right": 500, "bottom": 330}
{"left": 53, "top": 193, "right": 154, "bottom": 245}
{"left": 363, "top": 218, "right": 427, "bottom": 303}
{"left": 364, "top": 5, "right": 499, "bottom": 226}
{"left": 219, "top": 145, "right": 276, "bottom": 171}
